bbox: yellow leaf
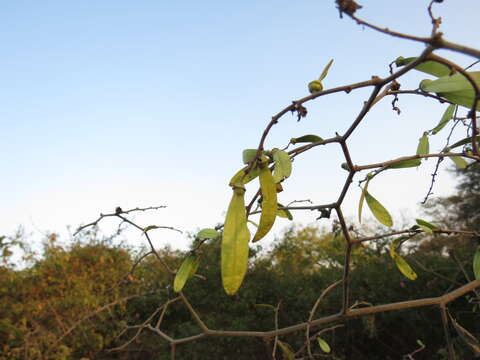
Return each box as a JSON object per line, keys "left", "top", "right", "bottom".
{"left": 252, "top": 166, "right": 277, "bottom": 242}
{"left": 393, "top": 254, "right": 417, "bottom": 280}
{"left": 317, "top": 337, "right": 331, "bottom": 353}
{"left": 173, "top": 255, "right": 199, "bottom": 292}
{"left": 221, "top": 188, "right": 250, "bottom": 295}
{"left": 365, "top": 190, "right": 393, "bottom": 227}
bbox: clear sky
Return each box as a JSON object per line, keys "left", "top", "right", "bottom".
{"left": 1, "top": 1, "right": 479, "bottom": 250}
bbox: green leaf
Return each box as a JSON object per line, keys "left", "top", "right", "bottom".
{"left": 290, "top": 134, "right": 324, "bottom": 144}
{"left": 252, "top": 166, "right": 278, "bottom": 242}
{"left": 416, "top": 132, "right": 430, "bottom": 156}
{"left": 272, "top": 149, "right": 292, "bottom": 183}
{"left": 387, "top": 159, "right": 421, "bottom": 169}
{"left": 365, "top": 190, "right": 393, "bottom": 227}
{"left": 450, "top": 156, "right": 468, "bottom": 169}
{"left": 422, "top": 71, "right": 480, "bottom": 93}
{"left": 317, "top": 337, "right": 331, "bottom": 353}
{"left": 247, "top": 219, "right": 258, "bottom": 227}
{"left": 277, "top": 340, "right": 295, "bottom": 360}
{"left": 318, "top": 59, "right": 334, "bottom": 81}
{"left": 229, "top": 166, "right": 260, "bottom": 187}
{"left": 221, "top": 188, "right": 250, "bottom": 295}
{"left": 416, "top": 339, "right": 425, "bottom": 348}
{"left": 415, "top": 218, "right": 437, "bottom": 230}
{"left": 448, "top": 136, "right": 480, "bottom": 150}
{"left": 395, "top": 56, "right": 451, "bottom": 77}
{"left": 392, "top": 254, "right": 417, "bottom": 280}
{"left": 254, "top": 303, "right": 275, "bottom": 310}
{"left": 358, "top": 177, "right": 371, "bottom": 224}
{"left": 431, "top": 104, "right": 455, "bottom": 135}
{"left": 473, "top": 245, "right": 480, "bottom": 281}
{"left": 173, "top": 255, "right": 200, "bottom": 292}
{"left": 449, "top": 314, "right": 480, "bottom": 356}
{"left": 277, "top": 203, "right": 293, "bottom": 220}
{"left": 418, "top": 225, "right": 433, "bottom": 234}
{"left": 439, "top": 89, "right": 480, "bottom": 110}
{"left": 197, "top": 228, "right": 220, "bottom": 240}
{"left": 143, "top": 225, "right": 159, "bottom": 232}
{"left": 242, "top": 149, "right": 258, "bottom": 164}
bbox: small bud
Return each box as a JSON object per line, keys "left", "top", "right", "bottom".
{"left": 308, "top": 80, "right": 323, "bottom": 94}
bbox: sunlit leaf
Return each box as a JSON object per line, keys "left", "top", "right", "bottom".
{"left": 415, "top": 219, "right": 437, "bottom": 230}
{"left": 431, "top": 104, "right": 455, "bottom": 135}
{"left": 449, "top": 314, "right": 480, "bottom": 356}
{"left": 252, "top": 166, "right": 277, "bottom": 242}
{"left": 387, "top": 159, "right": 421, "bottom": 169}
{"left": 229, "top": 166, "right": 260, "bottom": 187}
{"left": 358, "top": 177, "right": 371, "bottom": 223}
{"left": 365, "top": 190, "right": 393, "bottom": 227}
{"left": 277, "top": 340, "right": 295, "bottom": 360}
{"left": 290, "top": 134, "right": 324, "bottom": 144}
{"left": 272, "top": 149, "right": 292, "bottom": 183}
{"left": 450, "top": 156, "right": 468, "bottom": 169}
{"left": 418, "top": 225, "right": 433, "bottom": 234}
{"left": 473, "top": 245, "right": 480, "bottom": 280}
{"left": 317, "top": 337, "right": 331, "bottom": 353}
{"left": 221, "top": 188, "right": 250, "bottom": 295}
{"left": 242, "top": 149, "right": 258, "bottom": 164}
{"left": 416, "top": 132, "right": 429, "bottom": 156}
{"left": 422, "top": 71, "right": 480, "bottom": 93}
{"left": 173, "top": 255, "right": 199, "bottom": 292}
{"left": 197, "top": 228, "right": 220, "bottom": 240}
{"left": 318, "top": 59, "right": 334, "bottom": 81}
{"left": 393, "top": 253, "right": 417, "bottom": 280}
{"left": 439, "top": 89, "right": 480, "bottom": 110}
{"left": 277, "top": 203, "right": 293, "bottom": 220}
{"left": 395, "top": 56, "right": 451, "bottom": 77}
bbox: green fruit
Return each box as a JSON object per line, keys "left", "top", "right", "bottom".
{"left": 308, "top": 80, "right": 323, "bottom": 94}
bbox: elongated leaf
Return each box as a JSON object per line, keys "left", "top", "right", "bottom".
{"left": 229, "top": 166, "right": 260, "bottom": 187}
{"left": 416, "top": 339, "right": 425, "bottom": 348}
{"left": 247, "top": 219, "right": 258, "bottom": 227}
{"left": 450, "top": 156, "right": 468, "bottom": 169}
{"left": 473, "top": 245, "right": 480, "bottom": 280}
{"left": 174, "top": 255, "right": 199, "bottom": 292}
{"left": 440, "top": 89, "right": 480, "bottom": 110}
{"left": 416, "top": 133, "right": 430, "bottom": 156}
{"left": 319, "top": 59, "right": 334, "bottom": 81}
{"left": 317, "top": 337, "right": 331, "bottom": 353}
{"left": 449, "top": 314, "right": 480, "bottom": 355}
{"left": 272, "top": 149, "right": 292, "bottom": 183}
{"left": 197, "top": 228, "right": 220, "bottom": 240}
{"left": 242, "top": 149, "right": 258, "bottom": 164}
{"left": 277, "top": 340, "right": 295, "bottom": 360}
{"left": 252, "top": 166, "right": 277, "bottom": 242}
{"left": 418, "top": 225, "right": 433, "bottom": 234}
{"left": 448, "top": 136, "right": 480, "bottom": 150}
{"left": 395, "top": 56, "right": 451, "bottom": 77}
{"left": 387, "top": 159, "right": 421, "bottom": 169}
{"left": 365, "top": 190, "right": 393, "bottom": 227}
{"left": 431, "top": 104, "right": 455, "bottom": 135}
{"left": 393, "top": 253, "right": 417, "bottom": 280}
{"left": 254, "top": 303, "right": 275, "bottom": 310}
{"left": 358, "top": 177, "right": 371, "bottom": 223}
{"left": 277, "top": 203, "right": 293, "bottom": 220}
{"left": 221, "top": 188, "right": 250, "bottom": 295}
{"left": 423, "top": 71, "right": 480, "bottom": 93}
{"left": 415, "top": 218, "right": 437, "bottom": 230}
{"left": 290, "top": 134, "right": 324, "bottom": 144}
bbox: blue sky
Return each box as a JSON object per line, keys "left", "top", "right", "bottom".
{"left": 1, "top": 1, "right": 479, "bottom": 250}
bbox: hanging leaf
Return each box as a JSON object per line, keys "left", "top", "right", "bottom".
{"left": 272, "top": 149, "right": 292, "bottom": 183}
{"left": 422, "top": 71, "right": 480, "bottom": 93}
{"left": 393, "top": 253, "right": 417, "bottom": 280}
{"left": 242, "top": 149, "right": 258, "bottom": 164}
{"left": 318, "top": 59, "right": 334, "bottom": 81}
{"left": 247, "top": 219, "right": 258, "bottom": 227}
{"left": 387, "top": 159, "right": 421, "bottom": 169}
{"left": 277, "top": 340, "right": 295, "bottom": 360}
{"left": 229, "top": 166, "right": 260, "bottom": 187}
{"left": 317, "top": 337, "right": 331, "bottom": 353}
{"left": 173, "top": 255, "right": 200, "bottom": 292}
{"left": 431, "top": 104, "right": 456, "bottom": 135}
{"left": 450, "top": 156, "right": 468, "bottom": 169}
{"left": 449, "top": 314, "right": 480, "bottom": 356}
{"left": 358, "top": 177, "right": 371, "bottom": 223}
{"left": 395, "top": 56, "right": 451, "bottom": 77}
{"left": 290, "top": 134, "right": 324, "bottom": 144}
{"left": 252, "top": 166, "right": 278, "bottom": 242}
{"left": 416, "top": 132, "right": 430, "bottom": 156}
{"left": 365, "top": 190, "right": 393, "bottom": 227}
{"left": 197, "top": 228, "right": 220, "bottom": 240}
{"left": 277, "top": 203, "right": 293, "bottom": 220}
{"left": 221, "top": 188, "right": 250, "bottom": 295}
{"left": 473, "top": 245, "right": 480, "bottom": 280}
